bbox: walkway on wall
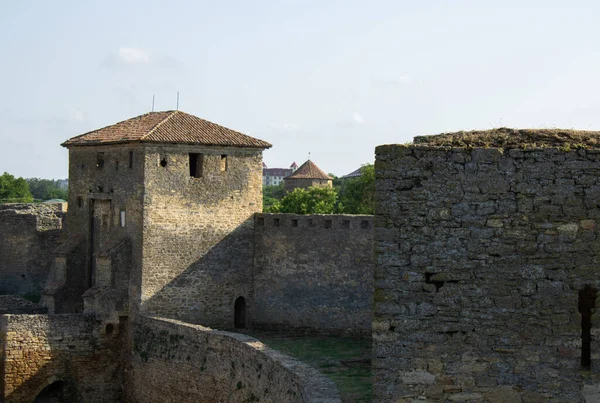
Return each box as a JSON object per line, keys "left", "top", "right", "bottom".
{"left": 237, "top": 330, "right": 372, "bottom": 403}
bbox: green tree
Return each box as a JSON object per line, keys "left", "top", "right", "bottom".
{"left": 26, "top": 178, "right": 68, "bottom": 201}
{"left": 263, "top": 183, "right": 285, "bottom": 212}
{"left": 0, "top": 172, "right": 34, "bottom": 203}
{"left": 278, "top": 186, "right": 338, "bottom": 214}
{"left": 337, "top": 164, "right": 375, "bottom": 214}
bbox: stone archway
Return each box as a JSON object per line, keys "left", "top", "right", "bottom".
{"left": 234, "top": 296, "right": 247, "bottom": 329}
{"left": 34, "top": 380, "right": 78, "bottom": 403}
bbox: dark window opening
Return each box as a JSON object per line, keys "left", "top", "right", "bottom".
{"left": 579, "top": 285, "right": 597, "bottom": 368}
{"left": 96, "top": 185, "right": 103, "bottom": 193}
{"left": 324, "top": 220, "right": 332, "bottom": 229}
{"left": 105, "top": 323, "right": 114, "bottom": 335}
{"left": 234, "top": 296, "right": 247, "bottom": 329}
{"left": 189, "top": 153, "right": 203, "bottom": 178}
{"left": 257, "top": 217, "right": 265, "bottom": 226}
{"left": 342, "top": 220, "right": 350, "bottom": 229}
{"left": 308, "top": 219, "right": 315, "bottom": 227}
{"left": 221, "top": 154, "right": 228, "bottom": 172}
{"left": 77, "top": 196, "right": 83, "bottom": 208}
{"left": 160, "top": 158, "right": 167, "bottom": 167}
{"left": 96, "top": 152, "right": 105, "bottom": 169}
{"left": 274, "top": 218, "right": 280, "bottom": 227}
{"left": 128, "top": 151, "right": 133, "bottom": 169}
{"left": 361, "top": 220, "right": 370, "bottom": 229}
{"left": 292, "top": 219, "right": 298, "bottom": 227}
{"left": 115, "top": 160, "right": 119, "bottom": 170}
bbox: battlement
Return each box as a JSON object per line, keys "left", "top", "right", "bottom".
{"left": 254, "top": 213, "right": 372, "bottom": 231}
{"left": 253, "top": 213, "right": 374, "bottom": 336}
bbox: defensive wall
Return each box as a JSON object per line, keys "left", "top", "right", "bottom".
{"left": 126, "top": 315, "right": 341, "bottom": 403}
{"left": 0, "top": 313, "right": 124, "bottom": 402}
{"left": 374, "top": 141, "right": 600, "bottom": 402}
{"left": 253, "top": 213, "right": 373, "bottom": 336}
{"left": 0, "top": 204, "right": 64, "bottom": 297}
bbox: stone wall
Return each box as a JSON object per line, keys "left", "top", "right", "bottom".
{"left": 253, "top": 213, "right": 373, "bottom": 336}
{"left": 58, "top": 145, "right": 145, "bottom": 314}
{"left": 373, "top": 144, "right": 600, "bottom": 402}
{"left": 0, "top": 313, "right": 124, "bottom": 402}
{"left": 0, "top": 204, "right": 64, "bottom": 296}
{"left": 141, "top": 145, "right": 263, "bottom": 328}
{"left": 126, "top": 315, "right": 340, "bottom": 403}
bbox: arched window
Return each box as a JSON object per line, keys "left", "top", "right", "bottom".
{"left": 234, "top": 296, "right": 247, "bottom": 329}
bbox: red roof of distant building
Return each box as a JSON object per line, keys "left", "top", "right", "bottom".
{"left": 285, "top": 160, "right": 332, "bottom": 180}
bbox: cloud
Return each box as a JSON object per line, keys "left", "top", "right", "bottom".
{"left": 370, "top": 75, "right": 413, "bottom": 89}
{"left": 269, "top": 122, "right": 300, "bottom": 131}
{"left": 118, "top": 47, "right": 150, "bottom": 64}
{"left": 67, "top": 108, "right": 85, "bottom": 122}
{"left": 353, "top": 112, "right": 365, "bottom": 124}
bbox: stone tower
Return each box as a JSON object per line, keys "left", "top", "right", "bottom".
{"left": 283, "top": 159, "right": 333, "bottom": 192}
{"left": 42, "top": 110, "right": 271, "bottom": 327}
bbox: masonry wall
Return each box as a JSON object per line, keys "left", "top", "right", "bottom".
{"left": 56, "top": 146, "right": 145, "bottom": 313}
{"left": 373, "top": 145, "right": 600, "bottom": 402}
{"left": 125, "top": 315, "right": 340, "bottom": 403}
{"left": 140, "top": 145, "right": 263, "bottom": 328}
{"left": 0, "top": 204, "right": 64, "bottom": 296}
{"left": 253, "top": 213, "right": 373, "bottom": 336}
{"left": 0, "top": 313, "right": 124, "bottom": 402}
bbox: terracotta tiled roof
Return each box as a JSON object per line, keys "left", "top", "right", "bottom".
{"left": 62, "top": 111, "right": 272, "bottom": 149}
{"left": 285, "top": 160, "right": 332, "bottom": 180}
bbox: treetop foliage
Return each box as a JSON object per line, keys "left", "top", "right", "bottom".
{"left": 262, "top": 163, "right": 374, "bottom": 215}
{"left": 0, "top": 172, "right": 34, "bottom": 203}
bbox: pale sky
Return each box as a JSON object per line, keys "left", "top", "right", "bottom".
{"left": 2, "top": 0, "right": 600, "bottom": 179}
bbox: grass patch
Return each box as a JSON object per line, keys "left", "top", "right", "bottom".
{"left": 241, "top": 331, "right": 371, "bottom": 402}
{"left": 21, "top": 293, "right": 41, "bottom": 303}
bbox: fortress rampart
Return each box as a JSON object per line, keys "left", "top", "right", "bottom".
{"left": 374, "top": 144, "right": 600, "bottom": 402}
{"left": 0, "top": 313, "right": 124, "bottom": 402}
{"left": 253, "top": 213, "right": 373, "bottom": 336}
{"left": 0, "top": 204, "right": 64, "bottom": 296}
{"left": 125, "top": 315, "right": 341, "bottom": 403}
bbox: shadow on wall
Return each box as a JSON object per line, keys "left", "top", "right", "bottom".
{"left": 141, "top": 220, "right": 254, "bottom": 329}
{"left": 0, "top": 314, "right": 124, "bottom": 403}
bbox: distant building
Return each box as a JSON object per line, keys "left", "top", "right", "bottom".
{"left": 283, "top": 160, "right": 333, "bottom": 192}
{"left": 341, "top": 167, "right": 363, "bottom": 179}
{"left": 262, "top": 162, "right": 298, "bottom": 186}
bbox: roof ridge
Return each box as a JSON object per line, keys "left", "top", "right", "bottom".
{"left": 141, "top": 110, "right": 179, "bottom": 141}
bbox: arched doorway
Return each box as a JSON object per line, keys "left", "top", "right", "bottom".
{"left": 234, "top": 296, "right": 247, "bottom": 329}
{"left": 34, "top": 380, "right": 78, "bottom": 403}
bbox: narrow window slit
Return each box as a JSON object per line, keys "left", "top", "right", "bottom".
{"left": 579, "top": 285, "right": 597, "bottom": 368}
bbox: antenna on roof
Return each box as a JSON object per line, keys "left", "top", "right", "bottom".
{"left": 308, "top": 151, "right": 311, "bottom": 160}
{"left": 176, "top": 91, "right": 180, "bottom": 110}
{"left": 152, "top": 95, "right": 155, "bottom": 112}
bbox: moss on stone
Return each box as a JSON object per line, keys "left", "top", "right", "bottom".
{"left": 413, "top": 127, "right": 600, "bottom": 149}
